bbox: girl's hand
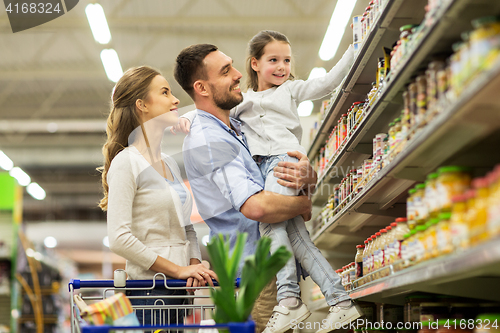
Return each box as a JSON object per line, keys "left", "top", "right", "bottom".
{"left": 179, "top": 264, "right": 218, "bottom": 287}
{"left": 170, "top": 118, "right": 192, "bottom": 135}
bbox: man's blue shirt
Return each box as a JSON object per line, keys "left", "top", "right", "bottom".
{"left": 182, "top": 110, "right": 264, "bottom": 269}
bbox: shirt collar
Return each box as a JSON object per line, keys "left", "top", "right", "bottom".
{"left": 196, "top": 109, "right": 243, "bottom": 136}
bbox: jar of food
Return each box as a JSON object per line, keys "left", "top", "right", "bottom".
{"left": 365, "top": 7, "right": 371, "bottom": 33}
{"left": 377, "top": 57, "right": 386, "bottom": 88}
{"left": 449, "top": 194, "right": 469, "bottom": 251}
{"left": 416, "top": 74, "right": 428, "bottom": 127}
{"left": 415, "top": 225, "right": 427, "bottom": 263}
{"left": 415, "top": 184, "right": 428, "bottom": 226}
{"left": 437, "top": 67, "right": 449, "bottom": 103}
{"left": 399, "top": 25, "right": 415, "bottom": 57}
{"left": 388, "top": 122, "right": 396, "bottom": 153}
{"left": 471, "top": 177, "right": 489, "bottom": 245}
{"left": 407, "top": 188, "right": 417, "bottom": 229}
{"left": 436, "top": 212, "right": 453, "bottom": 255}
{"left": 341, "top": 114, "right": 348, "bottom": 145}
{"left": 361, "top": 16, "right": 367, "bottom": 41}
{"left": 425, "top": 173, "right": 440, "bottom": 219}
{"left": 436, "top": 166, "right": 472, "bottom": 213}
{"left": 401, "top": 232, "right": 413, "bottom": 268}
{"left": 426, "top": 60, "right": 446, "bottom": 119}
{"left": 424, "top": 218, "right": 439, "bottom": 260}
{"left": 393, "top": 117, "right": 403, "bottom": 155}
{"left": 470, "top": 16, "right": 500, "bottom": 73}
{"left": 460, "top": 31, "right": 472, "bottom": 86}
{"left": 409, "top": 82, "right": 418, "bottom": 131}
{"left": 356, "top": 168, "right": 364, "bottom": 193}
{"left": 488, "top": 165, "right": 500, "bottom": 237}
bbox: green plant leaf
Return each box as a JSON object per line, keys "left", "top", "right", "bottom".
{"left": 207, "top": 232, "right": 292, "bottom": 323}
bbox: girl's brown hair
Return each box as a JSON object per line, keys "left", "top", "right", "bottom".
{"left": 245, "top": 30, "right": 295, "bottom": 91}
{"left": 97, "top": 66, "right": 160, "bottom": 211}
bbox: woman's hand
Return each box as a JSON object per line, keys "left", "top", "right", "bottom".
{"left": 273, "top": 151, "right": 317, "bottom": 195}
{"left": 170, "top": 117, "right": 192, "bottom": 135}
{"left": 180, "top": 263, "right": 218, "bottom": 288}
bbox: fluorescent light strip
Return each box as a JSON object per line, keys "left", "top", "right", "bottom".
{"left": 27, "top": 182, "right": 46, "bottom": 200}
{"left": 9, "top": 167, "right": 30, "bottom": 186}
{"left": 85, "top": 3, "right": 111, "bottom": 44}
{"left": 101, "top": 49, "right": 123, "bottom": 83}
{"left": 308, "top": 67, "right": 327, "bottom": 80}
{"left": 0, "top": 150, "right": 14, "bottom": 171}
{"left": 319, "top": 0, "right": 357, "bottom": 61}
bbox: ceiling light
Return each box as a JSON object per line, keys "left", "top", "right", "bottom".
{"left": 44, "top": 236, "right": 57, "bottom": 248}
{"left": 9, "top": 167, "right": 30, "bottom": 186}
{"left": 319, "top": 0, "right": 357, "bottom": 61}
{"left": 27, "top": 182, "right": 46, "bottom": 200}
{"left": 103, "top": 236, "right": 110, "bottom": 247}
{"left": 85, "top": 3, "right": 111, "bottom": 44}
{"left": 308, "top": 67, "right": 327, "bottom": 80}
{"left": 298, "top": 100, "right": 314, "bottom": 117}
{"left": 0, "top": 150, "right": 14, "bottom": 171}
{"left": 100, "top": 49, "right": 123, "bottom": 83}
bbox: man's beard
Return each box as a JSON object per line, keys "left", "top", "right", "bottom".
{"left": 210, "top": 83, "right": 243, "bottom": 110}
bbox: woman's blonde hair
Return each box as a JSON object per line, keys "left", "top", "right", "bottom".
{"left": 98, "top": 66, "right": 160, "bottom": 211}
{"left": 245, "top": 30, "right": 295, "bottom": 91}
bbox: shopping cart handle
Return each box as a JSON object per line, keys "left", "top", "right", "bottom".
{"left": 69, "top": 277, "right": 240, "bottom": 290}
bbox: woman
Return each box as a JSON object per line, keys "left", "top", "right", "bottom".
{"left": 98, "top": 66, "right": 217, "bottom": 325}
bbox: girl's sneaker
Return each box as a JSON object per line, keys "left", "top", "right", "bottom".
{"left": 263, "top": 301, "right": 311, "bottom": 333}
{"left": 316, "top": 301, "right": 364, "bottom": 333}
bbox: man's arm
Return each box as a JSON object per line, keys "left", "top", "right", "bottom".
{"left": 240, "top": 191, "right": 312, "bottom": 223}
{"left": 273, "top": 151, "right": 318, "bottom": 194}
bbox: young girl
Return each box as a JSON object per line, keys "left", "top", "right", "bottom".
{"left": 176, "top": 31, "right": 362, "bottom": 333}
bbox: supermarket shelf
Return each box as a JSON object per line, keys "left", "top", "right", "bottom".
{"left": 308, "top": 0, "right": 426, "bottom": 158}
{"left": 348, "top": 237, "right": 500, "bottom": 305}
{"left": 312, "top": 57, "right": 500, "bottom": 252}
{"left": 310, "top": 0, "right": 500, "bottom": 206}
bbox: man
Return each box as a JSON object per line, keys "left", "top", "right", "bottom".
{"left": 174, "top": 44, "right": 316, "bottom": 333}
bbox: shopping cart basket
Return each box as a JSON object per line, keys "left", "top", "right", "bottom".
{"left": 69, "top": 273, "right": 253, "bottom": 333}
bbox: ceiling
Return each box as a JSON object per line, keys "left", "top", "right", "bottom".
{"left": 0, "top": 0, "right": 362, "bottom": 261}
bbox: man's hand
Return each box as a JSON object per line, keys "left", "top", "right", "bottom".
{"left": 273, "top": 151, "right": 317, "bottom": 195}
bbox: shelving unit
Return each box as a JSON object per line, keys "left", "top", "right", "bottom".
{"left": 302, "top": 0, "right": 500, "bottom": 322}
{"left": 310, "top": 0, "right": 500, "bottom": 206}
{"left": 308, "top": 0, "right": 500, "bottom": 254}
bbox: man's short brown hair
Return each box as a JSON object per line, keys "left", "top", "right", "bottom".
{"left": 174, "top": 44, "right": 218, "bottom": 99}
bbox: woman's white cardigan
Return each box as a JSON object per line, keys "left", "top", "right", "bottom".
{"left": 106, "top": 145, "right": 202, "bottom": 280}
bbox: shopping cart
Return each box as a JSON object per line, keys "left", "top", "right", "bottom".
{"left": 69, "top": 273, "right": 254, "bottom": 333}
